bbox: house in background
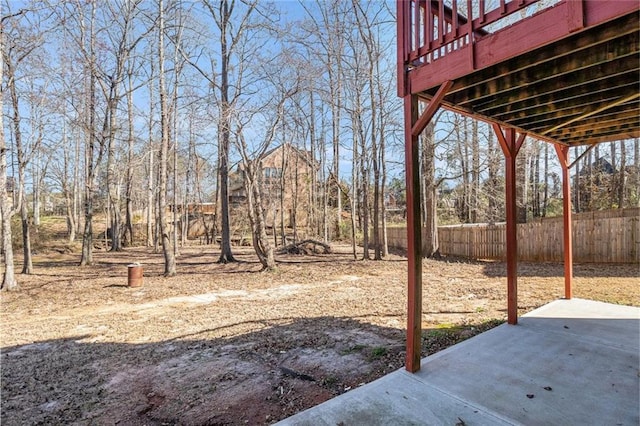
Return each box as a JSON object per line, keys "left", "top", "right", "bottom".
{"left": 230, "top": 143, "right": 318, "bottom": 236}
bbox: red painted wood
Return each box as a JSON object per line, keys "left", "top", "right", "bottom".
{"left": 397, "top": 0, "right": 407, "bottom": 97}
{"left": 402, "top": 0, "right": 638, "bottom": 95}
{"left": 515, "top": 132, "right": 526, "bottom": 156}
{"left": 438, "top": 0, "right": 445, "bottom": 44}
{"left": 427, "top": 0, "right": 434, "bottom": 50}
{"left": 404, "top": 95, "right": 423, "bottom": 373}
{"left": 474, "top": 4, "right": 572, "bottom": 70}
{"left": 566, "top": 0, "right": 584, "bottom": 33}
{"left": 409, "top": 3, "right": 573, "bottom": 93}
{"left": 493, "top": 122, "right": 509, "bottom": 155}
{"left": 473, "top": 0, "right": 539, "bottom": 31}
{"left": 452, "top": 0, "right": 458, "bottom": 36}
{"left": 554, "top": 144, "right": 573, "bottom": 299}
{"left": 423, "top": 1, "right": 429, "bottom": 51}
{"left": 415, "top": 0, "right": 421, "bottom": 57}
{"left": 584, "top": 0, "right": 638, "bottom": 27}
{"left": 493, "top": 124, "right": 519, "bottom": 325}
{"left": 410, "top": 44, "right": 471, "bottom": 94}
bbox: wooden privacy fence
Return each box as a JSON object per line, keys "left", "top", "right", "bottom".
{"left": 387, "top": 208, "right": 640, "bottom": 263}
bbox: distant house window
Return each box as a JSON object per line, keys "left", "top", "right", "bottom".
{"left": 264, "top": 167, "right": 282, "bottom": 178}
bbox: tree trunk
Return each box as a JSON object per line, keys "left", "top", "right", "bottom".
{"left": 216, "top": 0, "right": 236, "bottom": 263}
{"left": 458, "top": 117, "right": 470, "bottom": 222}
{"left": 518, "top": 141, "right": 529, "bottom": 223}
{"left": 350, "top": 115, "right": 359, "bottom": 260}
{"left": 80, "top": 3, "right": 97, "bottom": 266}
{"left": 471, "top": 120, "right": 479, "bottom": 223}
{"left": 359, "top": 131, "right": 369, "bottom": 260}
{"left": 158, "top": 0, "right": 176, "bottom": 276}
{"left": 610, "top": 142, "right": 617, "bottom": 208}
{"left": 125, "top": 75, "right": 135, "bottom": 247}
{"left": 107, "top": 84, "right": 122, "bottom": 252}
{"left": 423, "top": 122, "right": 439, "bottom": 257}
{"left": 0, "top": 197, "right": 17, "bottom": 289}
{"left": 487, "top": 130, "right": 499, "bottom": 223}
{"left": 73, "top": 124, "right": 81, "bottom": 240}
{"left": 635, "top": 139, "right": 639, "bottom": 207}
{"left": 7, "top": 43, "right": 33, "bottom": 274}
{"left": 618, "top": 141, "right": 626, "bottom": 208}
{"left": 574, "top": 153, "right": 581, "bottom": 213}
{"left": 279, "top": 143, "right": 287, "bottom": 246}
{"left": 32, "top": 158, "right": 41, "bottom": 226}
{"left": 20, "top": 196, "right": 33, "bottom": 274}
{"left": 308, "top": 91, "right": 318, "bottom": 236}
{"left": 146, "top": 58, "right": 155, "bottom": 247}
{"left": 62, "top": 121, "right": 77, "bottom": 242}
{"left": 0, "top": 37, "right": 17, "bottom": 288}
{"left": 245, "top": 162, "right": 275, "bottom": 271}
{"left": 542, "top": 142, "right": 549, "bottom": 217}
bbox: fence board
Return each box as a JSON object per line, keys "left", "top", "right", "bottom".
{"left": 387, "top": 208, "right": 639, "bottom": 263}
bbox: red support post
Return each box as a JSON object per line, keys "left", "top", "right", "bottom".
{"left": 554, "top": 144, "right": 573, "bottom": 299}
{"left": 396, "top": 0, "right": 408, "bottom": 97}
{"left": 405, "top": 94, "right": 422, "bottom": 373}
{"left": 493, "top": 124, "right": 522, "bottom": 325}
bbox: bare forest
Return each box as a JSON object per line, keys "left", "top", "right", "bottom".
{"left": 2, "top": 1, "right": 639, "bottom": 424}
{"left": 2, "top": 0, "right": 639, "bottom": 288}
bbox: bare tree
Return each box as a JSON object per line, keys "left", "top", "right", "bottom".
{"left": 2, "top": 5, "right": 46, "bottom": 275}
{"left": 233, "top": 73, "right": 298, "bottom": 269}
{"left": 299, "top": 1, "right": 348, "bottom": 240}
{"left": 146, "top": 50, "right": 156, "bottom": 248}
{"left": 0, "top": 8, "right": 28, "bottom": 289}
{"left": 422, "top": 122, "right": 439, "bottom": 257}
{"left": 157, "top": 0, "right": 176, "bottom": 276}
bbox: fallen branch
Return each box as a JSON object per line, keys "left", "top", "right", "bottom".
{"left": 277, "top": 239, "right": 332, "bottom": 255}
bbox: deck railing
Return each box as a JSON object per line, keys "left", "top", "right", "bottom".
{"left": 399, "top": 0, "right": 553, "bottom": 65}
{"left": 397, "top": 0, "right": 569, "bottom": 86}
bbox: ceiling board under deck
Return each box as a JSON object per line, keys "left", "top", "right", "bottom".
{"left": 417, "top": 10, "right": 640, "bottom": 147}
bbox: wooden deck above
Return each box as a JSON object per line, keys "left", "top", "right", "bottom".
{"left": 397, "top": 0, "right": 640, "bottom": 146}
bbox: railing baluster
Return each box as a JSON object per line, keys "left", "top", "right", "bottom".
{"left": 467, "top": 0, "right": 474, "bottom": 35}
{"left": 452, "top": 0, "right": 459, "bottom": 37}
{"left": 414, "top": 0, "right": 420, "bottom": 55}
{"left": 422, "top": 0, "right": 428, "bottom": 50}
{"left": 438, "top": 0, "right": 445, "bottom": 44}
{"left": 500, "top": 0, "right": 506, "bottom": 15}
{"left": 428, "top": 0, "right": 434, "bottom": 51}
{"left": 479, "top": 0, "right": 485, "bottom": 23}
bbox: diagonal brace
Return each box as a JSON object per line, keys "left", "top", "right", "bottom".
{"left": 493, "top": 123, "right": 526, "bottom": 157}
{"left": 411, "top": 81, "right": 453, "bottom": 137}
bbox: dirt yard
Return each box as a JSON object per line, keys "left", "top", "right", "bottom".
{"left": 1, "top": 240, "right": 638, "bottom": 425}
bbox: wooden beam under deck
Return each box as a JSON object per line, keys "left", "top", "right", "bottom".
{"left": 453, "top": 31, "right": 640, "bottom": 109}
{"left": 444, "top": 12, "right": 639, "bottom": 99}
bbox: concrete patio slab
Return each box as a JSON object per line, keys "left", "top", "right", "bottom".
{"left": 276, "top": 299, "right": 639, "bottom": 425}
